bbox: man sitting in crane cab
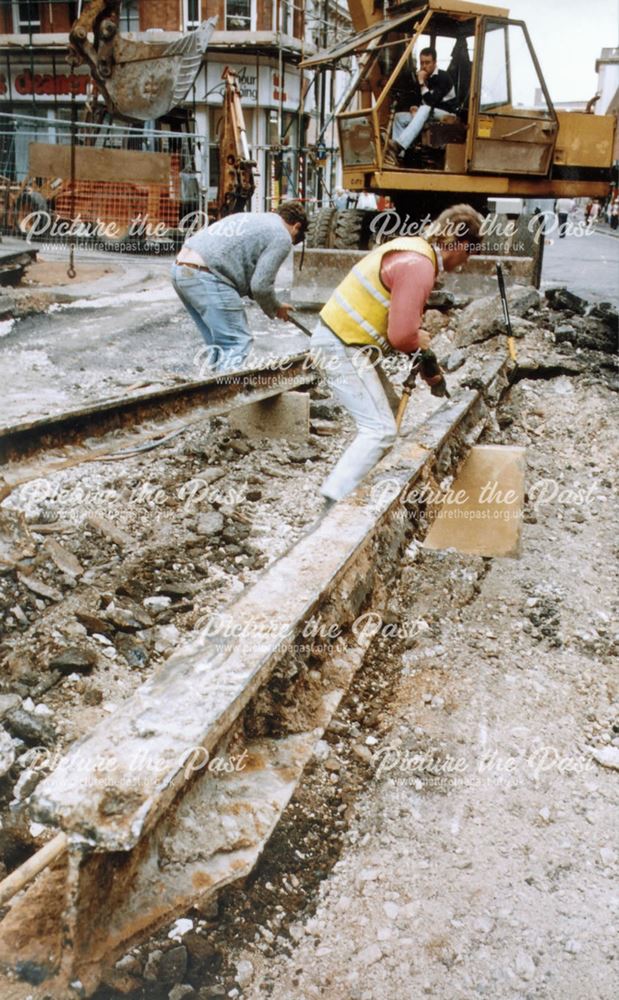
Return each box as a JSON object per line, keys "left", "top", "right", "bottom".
{"left": 386, "top": 47, "right": 458, "bottom": 165}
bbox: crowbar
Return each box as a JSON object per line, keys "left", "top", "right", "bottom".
{"left": 396, "top": 354, "right": 422, "bottom": 432}
{"left": 496, "top": 263, "right": 517, "bottom": 361}
{"left": 287, "top": 312, "right": 314, "bottom": 338}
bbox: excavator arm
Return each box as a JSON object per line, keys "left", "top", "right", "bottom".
{"left": 216, "top": 68, "right": 257, "bottom": 217}
{"left": 68, "top": 0, "right": 216, "bottom": 121}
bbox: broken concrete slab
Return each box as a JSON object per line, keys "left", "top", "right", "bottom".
{"left": 44, "top": 539, "right": 84, "bottom": 578}
{"left": 49, "top": 647, "right": 97, "bottom": 675}
{"left": 553, "top": 317, "right": 616, "bottom": 354}
{"left": 195, "top": 510, "right": 224, "bottom": 536}
{"left": 545, "top": 287, "right": 587, "bottom": 315}
{"left": 85, "top": 515, "right": 135, "bottom": 550}
{"left": 228, "top": 391, "right": 310, "bottom": 442}
{"left": 0, "top": 509, "right": 36, "bottom": 569}
{"left": 454, "top": 287, "right": 541, "bottom": 347}
{"left": 16, "top": 572, "right": 62, "bottom": 602}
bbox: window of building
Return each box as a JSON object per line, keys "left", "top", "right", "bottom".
{"left": 12, "top": 1, "right": 41, "bottom": 33}
{"left": 182, "top": 0, "right": 201, "bottom": 31}
{"left": 226, "top": 1, "right": 252, "bottom": 31}
{"left": 273, "top": 0, "right": 294, "bottom": 35}
{"left": 119, "top": 0, "right": 140, "bottom": 32}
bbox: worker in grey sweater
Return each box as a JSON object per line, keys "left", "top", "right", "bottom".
{"left": 172, "top": 201, "right": 308, "bottom": 372}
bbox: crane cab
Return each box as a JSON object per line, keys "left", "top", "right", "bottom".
{"left": 302, "top": 0, "right": 615, "bottom": 209}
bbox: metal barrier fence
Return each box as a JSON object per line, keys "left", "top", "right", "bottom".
{"left": 0, "top": 112, "right": 206, "bottom": 251}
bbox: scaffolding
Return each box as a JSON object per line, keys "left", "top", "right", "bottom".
{"left": 0, "top": 1, "right": 354, "bottom": 250}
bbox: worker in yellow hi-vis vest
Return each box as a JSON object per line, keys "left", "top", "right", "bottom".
{"left": 311, "top": 203, "right": 483, "bottom": 506}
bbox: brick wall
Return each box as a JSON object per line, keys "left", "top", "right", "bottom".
{"left": 203, "top": 0, "right": 225, "bottom": 25}
{"left": 139, "top": 0, "right": 181, "bottom": 31}
{"left": 257, "top": 0, "right": 272, "bottom": 31}
{"left": 0, "top": 0, "right": 308, "bottom": 40}
{"left": 0, "top": 5, "right": 13, "bottom": 33}
{"left": 41, "top": 2, "right": 74, "bottom": 33}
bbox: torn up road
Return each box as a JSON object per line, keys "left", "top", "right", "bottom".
{"left": 0, "top": 239, "right": 617, "bottom": 1000}
{"left": 196, "top": 361, "right": 618, "bottom": 1000}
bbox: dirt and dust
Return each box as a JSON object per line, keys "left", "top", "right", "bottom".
{"left": 225, "top": 373, "right": 618, "bottom": 1000}
{"left": 0, "top": 254, "right": 617, "bottom": 1000}
{"left": 22, "top": 260, "right": 122, "bottom": 288}
{"left": 88, "top": 352, "right": 618, "bottom": 1000}
{"left": 0, "top": 400, "right": 353, "bottom": 866}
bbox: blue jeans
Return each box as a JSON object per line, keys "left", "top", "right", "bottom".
{"left": 393, "top": 105, "right": 452, "bottom": 150}
{"left": 171, "top": 263, "right": 252, "bottom": 373}
{"left": 311, "top": 320, "right": 397, "bottom": 501}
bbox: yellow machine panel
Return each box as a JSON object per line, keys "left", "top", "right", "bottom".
{"left": 554, "top": 113, "right": 616, "bottom": 168}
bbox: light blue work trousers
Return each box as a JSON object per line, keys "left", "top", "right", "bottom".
{"left": 393, "top": 105, "right": 452, "bottom": 150}
{"left": 171, "top": 263, "right": 252, "bottom": 373}
{"left": 311, "top": 320, "right": 397, "bottom": 502}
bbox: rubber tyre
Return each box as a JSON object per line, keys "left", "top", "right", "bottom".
{"left": 332, "top": 209, "right": 366, "bottom": 250}
{"left": 306, "top": 207, "right": 336, "bottom": 248}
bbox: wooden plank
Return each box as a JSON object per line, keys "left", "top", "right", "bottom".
{"left": 28, "top": 144, "right": 170, "bottom": 184}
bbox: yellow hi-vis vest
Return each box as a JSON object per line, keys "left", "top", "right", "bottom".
{"left": 320, "top": 237, "right": 437, "bottom": 353}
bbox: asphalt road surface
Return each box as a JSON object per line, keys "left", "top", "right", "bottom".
{"left": 541, "top": 228, "right": 619, "bottom": 308}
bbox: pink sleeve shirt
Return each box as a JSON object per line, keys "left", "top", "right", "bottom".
{"left": 380, "top": 251, "right": 436, "bottom": 353}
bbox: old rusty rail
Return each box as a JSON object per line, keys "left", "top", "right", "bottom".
{"left": 0, "top": 355, "right": 317, "bottom": 505}
{"left": 0, "top": 354, "right": 315, "bottom": 465}
{"left": 0, "top": 356, "right": 509, "bottom": 998}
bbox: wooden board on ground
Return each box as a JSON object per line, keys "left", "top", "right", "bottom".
{"left": 424, "top": 444, "right": 525, "bottom": 558}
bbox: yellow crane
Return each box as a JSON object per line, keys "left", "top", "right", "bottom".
{"left": 302, "top": 0, "right": 616, "bottom": 247}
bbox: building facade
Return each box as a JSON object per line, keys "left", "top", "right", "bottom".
{"left": 595, "top": 47, "right": 619, "bottom": 165}
{"left": 0, "top": 0, "right": 352, "bottom": 211}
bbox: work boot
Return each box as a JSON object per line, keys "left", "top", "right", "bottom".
{"left": 383, "top": 139, "right": 404, "bottom": 167}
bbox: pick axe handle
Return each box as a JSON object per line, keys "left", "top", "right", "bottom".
{"left": 496, "top": 263, "right": 517, "bottom": 361}
{"left": 396, "top": 387, "right": 411, "bottom": 433}
{"left": 287, "top": 312, "right": 314, "bottom": 338}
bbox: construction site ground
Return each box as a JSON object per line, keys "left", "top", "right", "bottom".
{"left": 87, "top": 352, "right": 616, "bottom": 1000}
{"left": 233, "top": 372, "right": 618, "bottom": 1000}
{"left": 0, "top": 229, "right": 617, "bottom": 428}
{"left": 0, "top": 230, "right": 617, "bottom": 1000}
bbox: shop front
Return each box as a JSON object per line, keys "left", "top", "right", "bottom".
{"left": 197, "top": 54, "right": 310, "bottom": 210}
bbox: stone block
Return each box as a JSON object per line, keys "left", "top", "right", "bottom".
{"left": 228, "top": 391, "right": 309, "bottom": 442}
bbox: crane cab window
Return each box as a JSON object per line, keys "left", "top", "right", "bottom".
{"left": 481, "top": 22, "right": 552, "bottom": 118}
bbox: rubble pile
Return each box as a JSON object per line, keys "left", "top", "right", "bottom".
{"left": 82, "top": 293, "right": 617, "bottom": 1000}
{"left": 0, "top": 278, "right": 616, "bottom": 998}
{"left": 161, "top": 336, "right": 616, "bottom": 1000}
{"left": 0, "top": 399, "right": 345, "bottom": 875}
{"left": 452, "top": 285, "right": 617, "bottom": 359}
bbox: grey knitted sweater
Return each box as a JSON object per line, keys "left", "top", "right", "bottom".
{"left": 184, "top": 213, "right": 291, "bottom": 317}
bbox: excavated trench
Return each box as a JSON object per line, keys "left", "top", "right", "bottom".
{"left": 0, "top": 280, "right": 616, "bottom": 999}
{"left": 0, "top": 390, "right": 349, "bottom": 871}
{"left": 81, "top": 354, "right": 617, "bottom": 1000}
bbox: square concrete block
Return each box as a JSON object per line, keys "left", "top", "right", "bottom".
{"left": 423, "top": 445, "right": 526, "bottom": 558}
{"left": 228, "top": 390, "right": 310, "bottom": 441}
